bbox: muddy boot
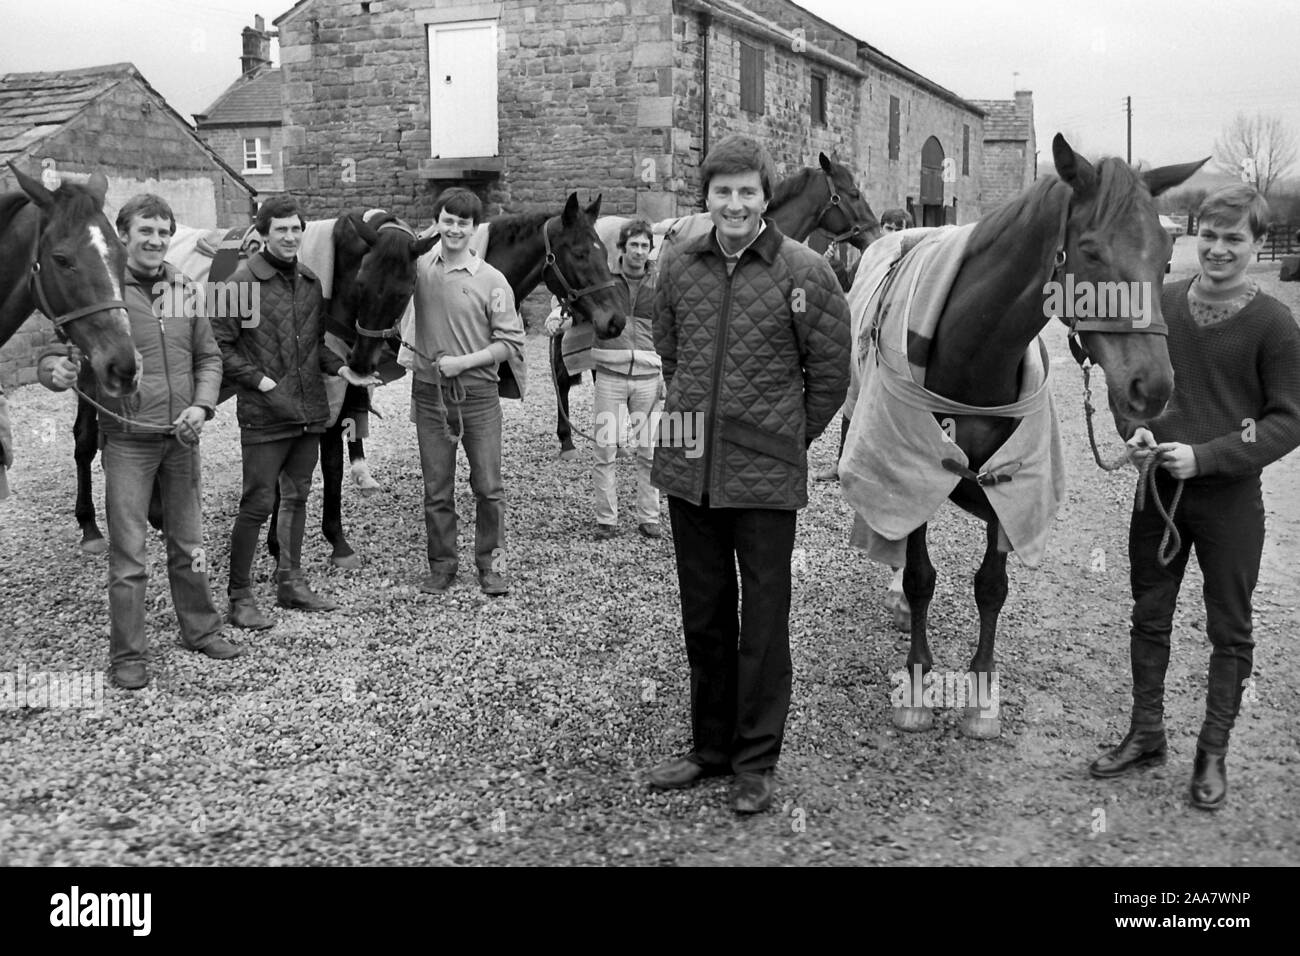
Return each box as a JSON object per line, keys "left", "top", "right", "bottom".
{"left": 276, "top": 570, "right": 339, "bottom": 612}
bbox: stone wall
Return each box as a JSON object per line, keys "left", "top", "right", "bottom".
{"left": 199, "top": 125, "right": 286, "bottom": 198}
{"left": 980, "top": 142, "right": 1031, "bottom": 212}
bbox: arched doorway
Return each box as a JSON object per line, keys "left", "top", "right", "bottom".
{"left": 920, "top": 136, "right": 945, "bottom": 227}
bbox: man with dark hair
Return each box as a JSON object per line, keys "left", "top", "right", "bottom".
{"left": 401, "top": 187, "right": 523, "bottom": 596}
{"left": 646, "top": 134, "right": 850, "bottom": 813}
{"left": 37, "top": 192, "right": 244, "bottom": 689}
{"left": 213, "top": 195, "right": 375, "bottom": 629}
{"left": 1090, "top": 184, "right": 1300, "bottom": 810}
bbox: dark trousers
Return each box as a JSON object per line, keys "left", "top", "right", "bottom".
{"left": 228, "top": 432, "right": 321, "bottom": 595}
{"left": 667, "top": 495, "right": 797, "bottom": 774}
{"left": 1129, "top": 470, "right": 1264, "bottom": 755}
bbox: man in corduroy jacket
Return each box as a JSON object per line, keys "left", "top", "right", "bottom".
{"left": 646, "top": 135, "right": 851, "bottom": 814}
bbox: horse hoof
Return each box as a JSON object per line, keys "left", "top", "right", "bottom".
{"left": 331, "top": 553, "right": 363, "bottom": 570}
{"left": 558, "top": 448, "right": 580, "bottom": 462}
{"left": 80, "top": 537, "right": 108, "bottom": 555}
{"left": 960, "top": 710, "right": 1001, "bottom": 739}
{"left": 357, "top": 483, "right": 381, "bottom": 498}
{"left": 887, "top": 592, "right": 911, "bottom": 632}
{"left": 351, "top": 461, "right": 382, "bottom": 496}
{"left": 892, "top": 706, "right": 934, "bottom": 732}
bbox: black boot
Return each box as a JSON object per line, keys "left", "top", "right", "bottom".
{"left": 1088, "top": 726, "right": 1167, "bottom": 778}
{"left": 1190, "top": 748, "right": 1227, "bottom": 810}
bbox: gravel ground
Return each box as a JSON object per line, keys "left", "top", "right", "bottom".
{"left": 1, "top": 242, "right": 1297, "bottom": 866}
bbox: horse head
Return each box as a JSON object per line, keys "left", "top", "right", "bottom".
{"left": 816, "top": 152, "right": 881, "bottom": 251}
{"left": 333, "top": 211, "right": 437, "bottom": 375}
{"left": 1051, "top": 135, "right": 1207, "bottom": 424}
{"left": 7, "top": 163, "right": 138, "bottom": 397}
{"left": 544, "top": 193, "right": 625, "bottom": 339}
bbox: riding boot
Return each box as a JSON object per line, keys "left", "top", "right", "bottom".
{"left": 228, "top": 588, "right": 272, "bottom": 630}
{"left": 276, "top": 569, "right": 339, "bottom": 612}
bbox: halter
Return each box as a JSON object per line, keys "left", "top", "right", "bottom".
{"left": 350, "top": 219, "right": 422, "bottom": 343}
{"left": 28, "top": 259, "right": 126, "bottom": 340}
{"left": 815, "top": 168, "right": 874, "bottom": 246}
{"left": 542, "top": 215, "right": 619, "bottom": 323}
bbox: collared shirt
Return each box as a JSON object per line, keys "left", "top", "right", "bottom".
{"left": 403, "top": 248, "right": 524, "bottom": 388}
{"left": 719, "top": 220, "right": 767, "bottom": 275}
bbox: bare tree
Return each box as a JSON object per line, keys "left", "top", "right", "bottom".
{"left": 1214, "top": 113, "right": 1297, "bottom": 195}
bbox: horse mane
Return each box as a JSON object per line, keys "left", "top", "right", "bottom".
{"left": 42, "top": 181, "right": 104, "bottom": 242}
{"left": 487, "top": 210, "right": 555, "bottom": 248}
{"left": 0, "top": 191, "right": 33, "bottom": 238}
{"left": 769, "top": 166, "right": 813, "bottom": 210}
{"left": 366, "top": 223, "right": 417, "bottom": 273}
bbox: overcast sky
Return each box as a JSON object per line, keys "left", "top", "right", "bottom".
{"left": 2, "top": 0, "right": 1295, "bottom": 171}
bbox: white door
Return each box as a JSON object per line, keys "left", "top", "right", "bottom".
{"left": 429, "top": 21, "right": 498, "bottom": 158}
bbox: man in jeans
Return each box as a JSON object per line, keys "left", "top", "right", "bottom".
{"left": 1089, "top": 185, "right": 1300, "bottom": 809}
{"left": 38, "top": 193, "right": 245, "bottom": 689}
{"left": 213, "top": 195, "right": 375, "bottom": 628}
{"left": 646, "top": 135, "right": 850, "bottom": 813}
{"left": 402, "top": 188, "right": 523, "bottom": 596}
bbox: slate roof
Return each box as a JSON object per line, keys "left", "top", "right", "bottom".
{"left": 0, "top": 63, "right": 134, "bottom": 165}
{"left": 194, "top": 67, "right": 282, "bottom": 127}
{"left": 970, "top": 98, "right": 1032, "bottom": 141}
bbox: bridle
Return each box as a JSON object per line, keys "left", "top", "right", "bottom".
{"left": 541, "top": 215, "right": 618, "bottom": 324}
{"left": 351, "top": 219, "right": 420, "bottom": 343}
{"left": 28, "top": 259, "right": 126, "bottom": 342}
{"left": 815, "top": 168, "right": 876, "bottom": 246}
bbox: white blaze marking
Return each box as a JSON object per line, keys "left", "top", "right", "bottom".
{"left": 88, "top": 224, "right": 123, "bottom": 300}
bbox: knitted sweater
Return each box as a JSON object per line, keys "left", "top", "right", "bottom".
{"left": 1147, "top": 278, "right": 1300, "bottom": 481}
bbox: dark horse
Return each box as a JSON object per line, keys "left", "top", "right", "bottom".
{"left": 0, "top": 164, "right": 138, "bottom": 395}
{"left": 880, "top": 134, "right": 1205, "bottom": 738}
{"left": 549, "top": 152, "right": 877, "bottom": 456}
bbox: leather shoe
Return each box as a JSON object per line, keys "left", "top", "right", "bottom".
{"left": 637, "top": 522, "right": 661, "bottom": 539}
{"left": 478, "top": 570, "right": 509, "bottom": 596}
{"left": 594, "top": 523, "right": 619, "bottom": 540}
{"left": 646, "top": 754, "right": 728, "bottom": 791}
{"left": 1190, "top": 748, "right": 1227, "bottom": 810}
{"left": 1088, "top": 726, "right": 1167, "bottom": 778}
{"left": 731, "top": 770, "right": 775, "bottom": 814}
{"left": 188, "top": 635, "right": 247, "bottom": 660}
{"left": 111, "top": 661, "right": 149, "bottom": 690}
{"left": 419, "top": 571, "right": 456, "bottom": 594}
{"left": 229, "top": 595, "right": 272, "bottom": 630}
{"left": 276, "top": 571, "right": 339, "bottom": 611}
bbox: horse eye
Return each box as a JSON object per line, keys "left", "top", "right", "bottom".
{"left": 52, "top": 252, "right": 73, "bottom": 268}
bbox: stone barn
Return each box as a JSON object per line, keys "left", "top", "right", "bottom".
{"left": 270, "top": 0, "right": 1026, "bottom": 228}
{"left": 0, "top": 62, "right": 256, "bottom": 389}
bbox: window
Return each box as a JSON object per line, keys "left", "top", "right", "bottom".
{"left": 888, "top": 96, "right": 900, "bottom": 160}
{"left": 740, "top": 41, "right": 764, "bottom": 115}
{"left": 962, "top": 124, "right": 970, "bottom": 176}
{"left": 811, "top": 72, "right": 826, "bottom": 126}
{"left": 243, "top": 137, "right": 272, "bottom": 172}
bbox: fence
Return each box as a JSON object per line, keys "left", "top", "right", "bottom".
{"left": 1257, "top": 222, "right": 1300, "bottom": 262}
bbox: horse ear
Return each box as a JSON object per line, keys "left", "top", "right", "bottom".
{"left": 86, "top": 170, "right": 109, "bottom": 205}
{"left": 819, "top": 152, "right": 833, "bottom": 174}
{"left": 585, "top": 194, "right": 602, "bottom": 220}
{"left": 562, "top": 192, "right": 581, "bottom": 227}
{"left": 1053, "top": 133, "right": 1096, "bottom": 195}
{"left": 411, "top": 233, "right": 439, "bottom": 259}
{"left": 7, "top": 161, "right": 56, "bottom": 209}
{"left": 348, "top": 212, "right": 379, "bottom": 246}
{"left": 1143, "top": 157, "right": 1210, "bottom": 198}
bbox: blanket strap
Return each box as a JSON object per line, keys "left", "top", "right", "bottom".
{"left": 940, "top": 457, "right": 1015, "bottom": 486}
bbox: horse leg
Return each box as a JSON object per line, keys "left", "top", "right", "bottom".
{"left": 147, "top": 475, "right": 165, "bottom": 532}
{"left": 348, "top": 437, "right": 381, "bottom": 497}
{"left": 267, "top": 482, "right": 281, "bottom": 563}
{"left": 895, "top": 525, "right": 937, "bottom": 732}
{"left": 961, "top": 520, "right": 1008, "bottom": 739}
{"left": 886, "top": 565, "right": 911, "bottom": 632}
{"left": 321, "top": 421, "right": 361, "bottom": 569}
{"left": 73, "top": 400, "right": 107, "bottom": 554}
{"left": 552, "top": 335, "right": 578, "bottom": 460}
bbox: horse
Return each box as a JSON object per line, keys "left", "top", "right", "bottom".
{"left": 548, "top": 152, "right": 879, "bottom": 457}
{"left": 0, "top": 164, "right": 138, "bottom": 397}
{"left": 840, "top": 134, "right": 1205, "bottom": 739}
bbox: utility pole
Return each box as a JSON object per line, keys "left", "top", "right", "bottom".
{"left": 1125, "top": 96, "right": 1132, "bottom": 164}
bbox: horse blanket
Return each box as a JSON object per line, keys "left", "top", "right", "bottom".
{"left": 839, "top": 224, "right": 1066, "bottom": 568}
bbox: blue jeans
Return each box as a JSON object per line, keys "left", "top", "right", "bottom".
{"left": 103, "top": 435, "right": 223, "bottom": 665}
{"left": 412, "top": 379, "right": 504, "bottom": 574}
{"left": 228, "top": 432, "right": 321, "bottom": 594}
{"left": 1129, "top": 471, "right": 1264, "bottom": 755}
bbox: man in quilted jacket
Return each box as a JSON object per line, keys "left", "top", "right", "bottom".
{"left": 212, "top": 195, "right": 374, "bottom": 629}
{"left": 646, "top": 135, "right": 851, "bottom": 813}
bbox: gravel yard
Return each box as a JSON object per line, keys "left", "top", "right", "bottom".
{"left": 1, "top": 243, "right": 1297, "bottom": 866}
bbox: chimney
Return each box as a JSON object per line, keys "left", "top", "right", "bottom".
{"left": 241, "top": 14, "right": 271, "bottom": 75}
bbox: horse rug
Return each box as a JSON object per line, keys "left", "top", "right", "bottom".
{"left": 838, "top": 224, "right": 1066, "bottom": 568}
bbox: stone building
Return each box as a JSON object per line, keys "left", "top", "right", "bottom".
{"left": 270, "top": 0, "right": 1020, "bottom": 227}
{"left": 0, "top": 62, "right": 256, "bottom": 389}
{"left": 971, "top": 91, "right": 1038, "bottom": 212}
{"left": 195, "top": 16, "right": 287, "bottom": 199}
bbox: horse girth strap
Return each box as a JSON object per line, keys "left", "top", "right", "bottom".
{"left": 542, "top": 216, "right": 617, "bottom": 318}
{"left": 29, "top": 261, "right": 126, "bottom": 332}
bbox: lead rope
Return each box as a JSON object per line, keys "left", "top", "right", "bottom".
{"left": 1081, "top": 361, "right": 1183, "bottom": 566}
{"left": 397, "top": 336, "right": 464, "bottom": 443}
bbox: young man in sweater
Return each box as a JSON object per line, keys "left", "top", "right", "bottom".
{"left": 1089, "top": 184, "right": 1300, "bottom": 809}
{"left": 403, "top": 188, "right": 523, "bottom": 596}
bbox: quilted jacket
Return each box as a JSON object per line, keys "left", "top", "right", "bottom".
{"left": 651, "top": 220, "right": 850, "bottom": 509}
{"left": 211, "top": 252, "right": 343, "bottom": 443}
